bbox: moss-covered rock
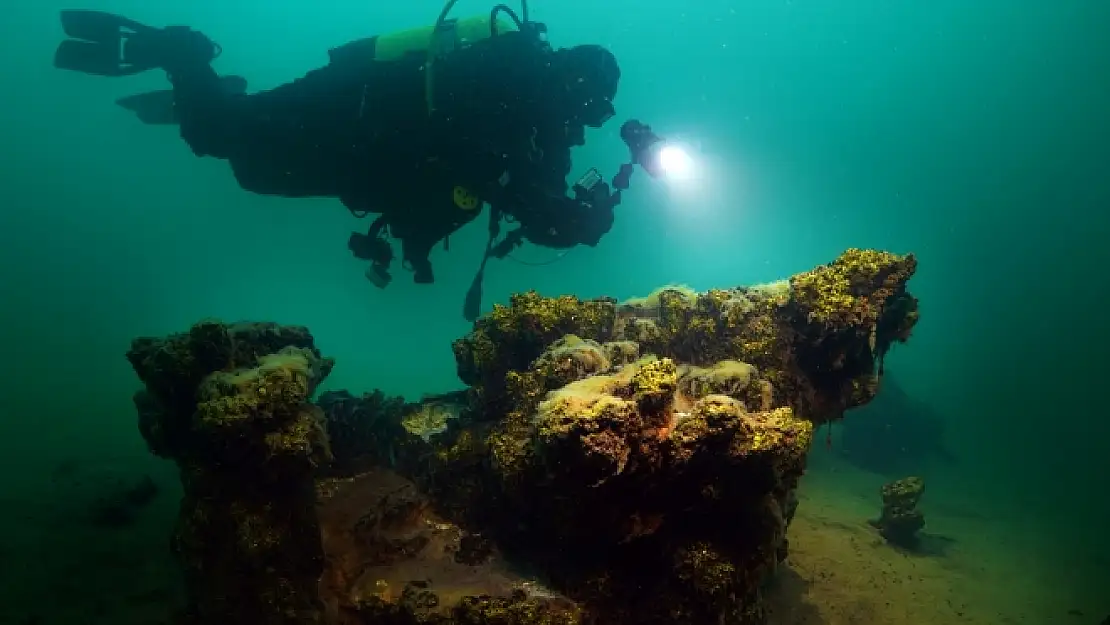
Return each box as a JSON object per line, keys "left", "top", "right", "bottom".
{"left": 789, "top": 249, "right": 913, "bottom": 329}
{"left": 130, "top": 249, "right": 919, "bottom": 625}
{"left": 126, "top": 321, "right": 334, "bottom": 625}
{"left": 453, "top": 249, "right": 918, "bottom": 428}
{"left": 677, "top": 360, "right": 772, "bottom": 412}
{"left": 462, "top": 354, "right": 806, "bottom": 623}
{"left": 869, "top": 476, "right": 927, "bottom": 548}
{"left": 419, "top": 249, "right": 918, "bottom": 624}
{"left": 530, "top": 335, "right": 613, "bottom": 389}
{"left": 452, "top": 292, "right": 617, "bottom": 414}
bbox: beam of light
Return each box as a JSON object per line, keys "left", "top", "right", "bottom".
{"left": 656, "top": 144, "right": 696, "bottom": 181}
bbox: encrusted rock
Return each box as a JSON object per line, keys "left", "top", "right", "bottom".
{"left": 127, "top": 249, "right": 920, "bottom": 625}
{"left": 869, "top": 476, "right": 927, "bottom": 548}
{"left": 433, "top": 248, "right": 918, "bottom": 623}
{"left": 126, "top": 321, "right": 334, "bottom": 625}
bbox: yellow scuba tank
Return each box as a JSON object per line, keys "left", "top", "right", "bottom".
{"left": 424, "top": 0, "right": 532, "bottom": 114}
{"left": 372, "top": 14, "right": 512, "bottom": 63}
{"left": 326, "top": 1, "right": 531, "bottom": 114}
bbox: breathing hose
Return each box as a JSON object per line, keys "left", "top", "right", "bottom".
{"left": 490, "top": 4, "right": 526, "bottom": 34}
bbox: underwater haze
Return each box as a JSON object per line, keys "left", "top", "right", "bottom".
{"left": 1, "top": 1, "right": 1108, "bottom": 623}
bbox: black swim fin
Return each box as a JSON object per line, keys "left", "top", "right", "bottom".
{"left": 54, "top": 10, "right": 161, "bottom": 76}
{"left": 116, "top": 75, "right": 248, "bottom": 125}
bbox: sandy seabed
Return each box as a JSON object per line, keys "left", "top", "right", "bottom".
{"left": 765, "top": 457, "right": 1107, "bottom": 625}
{"left": 5, "top": 453, "right": 1107, "bottom": 625}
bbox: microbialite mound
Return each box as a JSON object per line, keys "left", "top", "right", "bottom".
{"left": 126, "top": 248, "right": 919, "bottom": 625}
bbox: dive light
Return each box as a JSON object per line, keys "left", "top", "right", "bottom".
{"left": 620, "top": 119, "right": 694, "bottom": 181}
{"left": 610, "top": 119, "right": 659, "bottom": 192}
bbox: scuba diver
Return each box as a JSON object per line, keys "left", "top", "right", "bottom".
{"left": 53, "top": 2, "right": 672, "bottom": 320}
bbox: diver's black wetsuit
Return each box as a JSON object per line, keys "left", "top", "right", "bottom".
{"left": 165, "top": 30, "right": 615, "bottom": 281}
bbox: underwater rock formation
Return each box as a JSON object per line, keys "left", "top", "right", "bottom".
{"left": 359, "top": 248, "right": 919, "bottom": 624}
{"left": 126, "top": 321, "right": 335, "bottom": 625}
{"left": 454, "top": 248, "right": 918, "bottom": 427}
{"left": 126, "top": 248, "right": 919, "bottom": 625}
{"left": 869, "top": 476, "right": 927, "bottom": 548}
